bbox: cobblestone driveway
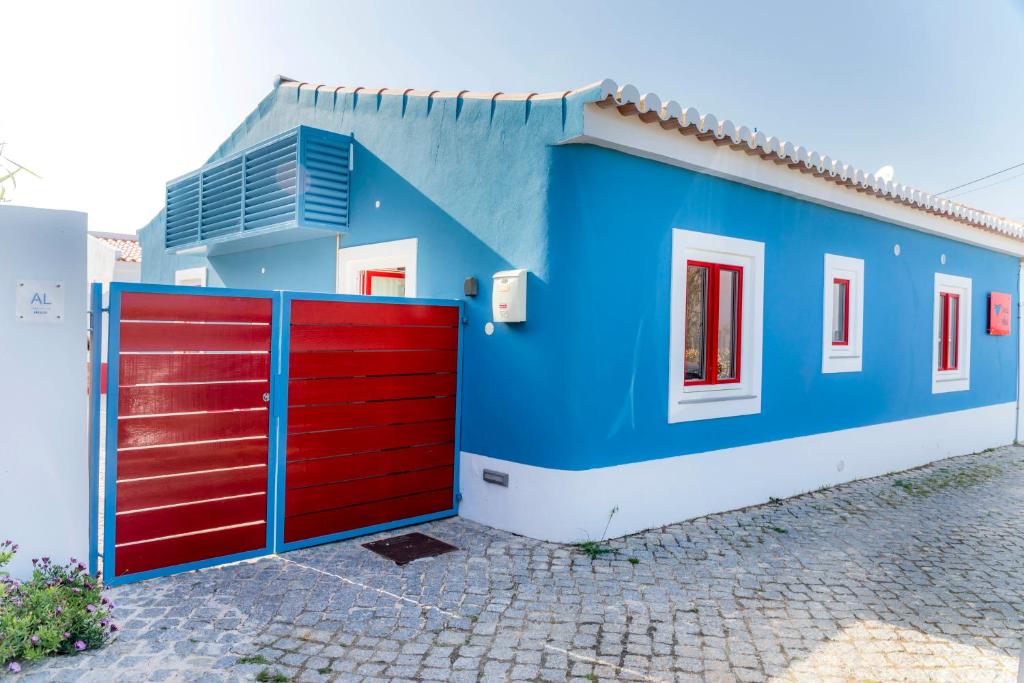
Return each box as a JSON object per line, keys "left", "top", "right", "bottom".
{"left": 18, "top": 446, "right": 1024, "bottom": 682}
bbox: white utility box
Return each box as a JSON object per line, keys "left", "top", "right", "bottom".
{"left": 492, "top": 269, "right": 527, "bottom": 323}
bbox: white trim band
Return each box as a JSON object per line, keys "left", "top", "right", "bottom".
{"left": 458, "top": 402, "right": 1015, "bottom": 543}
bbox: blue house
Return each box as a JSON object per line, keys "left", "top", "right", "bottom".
{"left": 139, "top": 77, "right": 1024, "bottom": 542}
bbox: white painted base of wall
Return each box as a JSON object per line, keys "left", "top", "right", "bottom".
{"left": 459, "top": 402, "right": 1016, "bottom": 543}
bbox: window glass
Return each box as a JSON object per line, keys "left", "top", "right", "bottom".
{"left": 946, "top": 295, "right": 959, "bottom": 370}
{"left": 832, "top": 279, "right": 848, "bottom": 344}
{"left": 717, "top": 268, "right": 739, "bottom": 380}
{"left": 360, "top": 269, "right": 406, "bottom": 296}
{"left": 684, "top": 264, "right": 708, "bottom": 381}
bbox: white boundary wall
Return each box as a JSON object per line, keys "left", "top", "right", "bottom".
{"left": 460, "top": 402, "right": 1016, "bottom": 543}
{"left": 0, "top": 205, "right": 88, "bottom": 579}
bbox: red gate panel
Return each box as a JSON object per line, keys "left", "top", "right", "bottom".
{"left": 110, "top": 291, "right": 272, "bottom": 578}
{"left": 283, "top": 299, "right": 459, "bottom": 545}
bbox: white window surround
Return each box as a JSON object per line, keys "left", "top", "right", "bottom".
{"left": 337, "top": 238, "right": 418, "bottom": 297}
{"left": 932, "top": 272, "right": 972, "bottom": 394}
{"left": 668, "top": 229, "right": 764, "bottom": 423}
{"left": 174, "top": 266, "right": 207, "bottom": 287}
{"left": 822, "top": 254, "right": 864, "bottom": 374}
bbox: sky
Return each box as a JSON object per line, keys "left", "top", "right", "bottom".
{"left": 3, "top": 0, "right": 1024, "bottom": 234}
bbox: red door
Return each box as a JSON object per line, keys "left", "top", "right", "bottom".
{"left": 108, "top": 291, "right": 273, "bottom": 579}
{"left": 282, "top": 297, "right": 460, "bottom": 547}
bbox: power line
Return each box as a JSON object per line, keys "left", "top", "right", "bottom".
{"left": 937, "top": 160, "right": 1024, "bottom": 195}
{"left": 945, "top": 168, "right": 1024, "bottom": 199}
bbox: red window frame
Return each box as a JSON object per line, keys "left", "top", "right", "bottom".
{"left": 938, "top": 291, "right": 960, "bottom": 371}
{"left": 832, "top": 277, "right": 850, "bottom": 346}
{"left": 360, "top": 269, "right": 405, "bottom": 296}
{"left": 684, "top": 260, "right": 743, "bottom": 386}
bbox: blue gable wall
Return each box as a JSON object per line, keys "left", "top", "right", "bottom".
{"left": 546, "top": 143, "right": 1019, "bottom": 469}
{"left": 140, "top": 85, "right": 594, "bottom": 468}
{"left": 141, "top": 85, "right": 1019, "bottom": 474}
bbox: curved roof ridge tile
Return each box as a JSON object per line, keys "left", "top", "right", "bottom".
{"left": 590, "top": 77, "right": 1023, "bottom": 238}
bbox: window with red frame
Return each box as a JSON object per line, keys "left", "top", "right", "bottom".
{"left": 684, "top": 260, "right": 742, "bottom": 385}
{"left": 831, "top": 278, "right": 850, "bottom": 346}
{"left": 938, "top": 291, "right": 960, "bottom": 371}
{"left": 360, "top": 269, "right": 406, "bottom": 296}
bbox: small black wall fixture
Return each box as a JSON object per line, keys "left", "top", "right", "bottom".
{"left": 464, "top": 276, "right": 479, "bottom": 297}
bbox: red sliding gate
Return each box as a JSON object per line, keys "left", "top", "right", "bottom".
{"left": 96, "top": 284, "right": 462, "bottom": 585}
{"left": 280, "top": 296, "right": 460, "bottom": 548}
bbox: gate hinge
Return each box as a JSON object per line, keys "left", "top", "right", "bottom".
{"left": 455, "top": 492, "right": 463, "bottom": 502}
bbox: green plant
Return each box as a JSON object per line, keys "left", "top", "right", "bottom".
{"left": 575, "top": 541, "right": 615, "bottom": 560}
{"left": 628, "top": 557, "right": 640, "bottom": 565}
{"left": 256, "top": 669, "right": 288, "bottom": 682}
{"left": 318, "top": 666, "right": 331, "bottom": 674}
{"left": 0, "top": 143, "right": 40, "bottom": 203}
{"left": 0, "top": 542, "right": 115, "bottom": 672}
{"left": 238, "top": 654, "right": 270, "bottom": 665}
{"left": 766, "top": 526, "right": 787, "bottom": 534}
{"left": 574, "top": 506, "right": 620, "bottom": 560}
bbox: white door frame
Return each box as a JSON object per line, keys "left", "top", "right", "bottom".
{"left": 336, "top": 238, "right": 418, "bottom": 296}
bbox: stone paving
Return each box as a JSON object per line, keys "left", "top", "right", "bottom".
{"left": 14, "top": 445, "right": 1024, "bottom": 682}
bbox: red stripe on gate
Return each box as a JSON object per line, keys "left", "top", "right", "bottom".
{"left": 290, "top": 300, "right": 458, "bottom": 327}
{"left": 288, "top": 350, "right": 457, "bottom": 378}
{"left": 116, "top": 494, "right": 266, "bottom": 545}
{"left": 286, "top": 443, "right": 455, "bottom": 489}
{"left": 286, "top": 420, "right": 456, "bottom": 461}
{"left": 111, "top": 290, "right": 273, "bottom": 580}
{"left": 119, "top": 353, "right": 270, "bottom": 385}
{"left": 114, "top": 523, "right": 266, "bottom": 577}
{"left": 117, "top": 439, "right": 267, "bottom": 480}
{"left": 119, "top": 322, "right": 271, "bottom": 352}
{"left": 288, "top": 374, "right": 456, "bottom": 405}
{"left": 286, "top": 466, "right": 452, "bottom": 517}
{"left": 118, "top": 410, "right": 268, "bottom": 448}
{"left": 119, "top": 382, "right": 269, "bottom": 416}
{"left": 116, "top": 465, "right": 267, "bottom": 512}
{"left": 284, "top": 489, "right": 452, "bottom": 544}
{"left": 287, "top": 397, "right": 455, "bottom": 433}
{"left": 121, "top": 292, "right": 272, "bottom": 323}
{"left": 289, "top": 325, "right": 458, "bottom": 352}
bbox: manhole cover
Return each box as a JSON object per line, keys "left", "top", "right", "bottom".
{"left": 362, "top": 532, "right": 458, "bottom": 565}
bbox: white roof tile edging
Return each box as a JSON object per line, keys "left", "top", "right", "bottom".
{"left": 592, "top": 78, "right": 1024, "bottom": 241}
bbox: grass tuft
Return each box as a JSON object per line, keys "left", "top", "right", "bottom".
{"left": 255, "top": 669, "right": 288, "bottom": 683}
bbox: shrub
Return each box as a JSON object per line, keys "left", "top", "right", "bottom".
{"left": 0, "top": 540, "right": 116, "bottom": 672}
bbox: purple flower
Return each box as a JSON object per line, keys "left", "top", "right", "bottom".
{"left": 74, "top": 640, "right": 86, "bottom": 651}
{"left": 8, "top": 662, "right": 21, "bottom": 673}
{"left": 100, "top": 620, "right": 108, "bottom": 628}
{"left": 109, "top": 624, "right": 119, "bottom": 633}
{"left": 30, "top": 635, "right": 39, "bottom": 644}
{"left": 63, "top": 632, "right": 70, "bottom": 639}
{"left": 55, "top": 607, "right": 63, "bottom": 615}
{"left": 85, "top": 604, "right": 96, "bottom": 613}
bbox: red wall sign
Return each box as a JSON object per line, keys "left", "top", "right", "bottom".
{"left": 989, "top": 292, "right": 1011, "bottom": 335}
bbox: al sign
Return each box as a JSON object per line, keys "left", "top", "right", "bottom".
{"left": 15, "top": 280, "right": 65, "bottom": 324}
{"left": 988, "top": 292, "right": 1011, "bottom": 336}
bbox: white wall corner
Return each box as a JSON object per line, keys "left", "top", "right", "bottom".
{"left": 458, "top": 402, "right": 1015, "bottom": 543}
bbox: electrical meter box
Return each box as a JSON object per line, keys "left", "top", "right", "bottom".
{"left": 492, "top": 269, "right": 527, "bottom": 323}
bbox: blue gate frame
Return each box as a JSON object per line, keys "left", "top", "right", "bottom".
{"left": 88, "top": 282, "right": 464, "bottom": 586}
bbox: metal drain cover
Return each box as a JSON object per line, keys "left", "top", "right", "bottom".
{"left": 362, "top": 532, "right": 458, "bottom": 565}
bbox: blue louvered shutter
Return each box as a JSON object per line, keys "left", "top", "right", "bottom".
{"left": 165, "top": 126, "right": 350, "bottom": 252}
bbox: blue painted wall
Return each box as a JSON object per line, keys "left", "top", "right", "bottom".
{"left": 141, "top": 84, "right": 1019, "bottom": 473}
{"left": 140, "top": 84, "right": 592, "bottom": 468}
{"left": 547, "top": 144, "right": 1019, "bottom": 469}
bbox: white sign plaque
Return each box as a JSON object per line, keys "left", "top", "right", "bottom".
{"left": 15, "top": 280, "right": 65, "bottom": 324}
